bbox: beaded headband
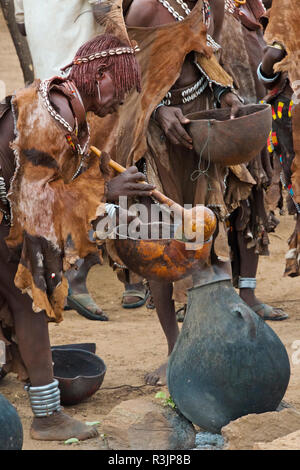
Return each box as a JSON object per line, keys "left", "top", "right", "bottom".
{"left": 61, "top": 45, "right": 140, "bottom": 72}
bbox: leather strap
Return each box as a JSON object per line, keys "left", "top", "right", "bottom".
{"left": 47, "top": 78, "right": 89, "bottom": 154}
{"left": 233, "top": 3, "right": 262, "bottom": 30}
{"left": 62, "top": 81, "right": 87, "bottom": 137}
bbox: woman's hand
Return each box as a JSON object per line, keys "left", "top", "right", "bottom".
{"left": 219, "top": 92, "right": 242, "bottom": 119}
{"left": 155, "top": 106, "right": 193, "bottom": 149}
{"left": 106, "top": 166, "right": 155, "bottom": 202}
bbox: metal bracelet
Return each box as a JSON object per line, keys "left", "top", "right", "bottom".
{"left": 238, "top": 277, "right": 257, "bottom": 289}
{"left": 152, "top": 102, "right": 165, "bottom": 121}
{"left": 25, "top": 379, "right": 61, "bottom": 417}
{"left": 30, "top": 390, "right": 61, "bottom": 402}
{"left": 213, "top": 85, "right": 231, "bottom": 104}
{"left": 25, "top": 379, "right": 59, "bottom": 393}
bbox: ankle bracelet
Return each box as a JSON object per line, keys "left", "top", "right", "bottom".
{"left": 238, "top": 277, "right": 257, "bottom": 289}
{"left": 25, "top": 379, "right": 61, "bottom": 417}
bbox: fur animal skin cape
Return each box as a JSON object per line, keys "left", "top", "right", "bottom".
{"left": 6, "top": 81, "right": 110, "bottom": 323}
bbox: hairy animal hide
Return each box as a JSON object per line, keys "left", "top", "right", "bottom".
{"left": 90, "top": 0, "right": 233, "bottom": 166}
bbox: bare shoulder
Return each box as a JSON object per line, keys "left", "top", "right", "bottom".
{"left": 209, "top": 0, "right": 225, "bottom": 41}
{"left": 49, "top": 90, "right": 75, "bottom": 130}
{"left": 125, "top": 0, "right": 159, "bottom": 27}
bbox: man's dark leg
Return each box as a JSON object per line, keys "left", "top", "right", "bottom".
{"left": 9, "top": 296, "right": 98, "bottom": 441}
{"left": 121, "top": 271, "right": 149, "bottom": 309}
{"left": 237, "top": 231, "right": 288, "bottom": 320}
{"left": 0, "top": 225, "right": 98, "bottom": 441}
{"left": 145, "top": 280, "right": 178, "bottom": 385}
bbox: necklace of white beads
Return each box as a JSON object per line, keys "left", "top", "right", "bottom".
{"left": 225, "top": 0, "right": 236, "bottom": 14}
{"left": 157, "top": 0, "right": 221, "bottom": 51}
{"left": 158, "top": 0, "right": 190, "bottom": 20}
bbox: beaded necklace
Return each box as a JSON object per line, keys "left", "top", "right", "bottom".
{"left": 157, "top": 0, "right": 220, "bottom": 51}
{"left": 158, "top": 0, "right": 190, "bottom": 21}
{"left": 225, "top": 0, "right": 236, "bottom": 14}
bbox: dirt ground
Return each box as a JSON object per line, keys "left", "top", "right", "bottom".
{"left": 1, "top": 10, "right": 300, "bottom": 451}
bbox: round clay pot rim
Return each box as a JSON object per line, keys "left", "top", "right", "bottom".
{"left": 185, "top": 103, "right": 271, "bottom": 123}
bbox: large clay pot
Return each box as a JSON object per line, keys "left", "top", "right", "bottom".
{"left": 0, "top": 394, "right": 23, "bottom": 450}
{"left": 167, "top": 279, "right": 290, "bottom": 432}
{"left": 185, "top": 104, "right": 272, "bottom": 166}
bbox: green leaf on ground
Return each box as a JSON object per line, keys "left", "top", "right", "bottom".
{"left": 64, "top": 438, "right": 79, "bottom": 445}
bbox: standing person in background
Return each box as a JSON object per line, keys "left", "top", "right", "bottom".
{"left": 221, "top": 0, "right": 289, "bottom": 321}
{"left": 14, "top": 0, "right": 102, "bottom": 79}
{"left": 125, "top": 0, "right": 252, "bottom": 385}
{"left": 259, "top": 36, "right": 298, "bottom": 277}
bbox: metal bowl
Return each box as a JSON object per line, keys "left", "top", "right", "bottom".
{"left": 113, "top": 222, "right": 212, "bottom": 283}
{"left": 52, "top": 349, "right": 106, "bottom": 406}
{"left": 186, "top": 104, "right": 272, "bottom": 166}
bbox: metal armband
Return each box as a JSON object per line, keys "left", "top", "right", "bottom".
{"left": 238, "top": 277, "right": 257, "bottom": 289}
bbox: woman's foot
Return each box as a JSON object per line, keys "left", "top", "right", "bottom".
{"left": 67, "top": 293, "right": 108, "bottom": 321}
{"left": 251, "top": 303, "right": 289, "bottom": 321}
{"left": 122, "top": 282, "right": 149, "bottom": 309}
{"left": 144, "top": 362, "right": 167, "bottom": 386}
{"left": 240, "top": 288, "right": 288, "bottom": 321}
{"left": 30, "top": 411, "right": 98, "bottom": 441}
{"left": 65, "top": 255, "right": 108, "bottom": 321}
